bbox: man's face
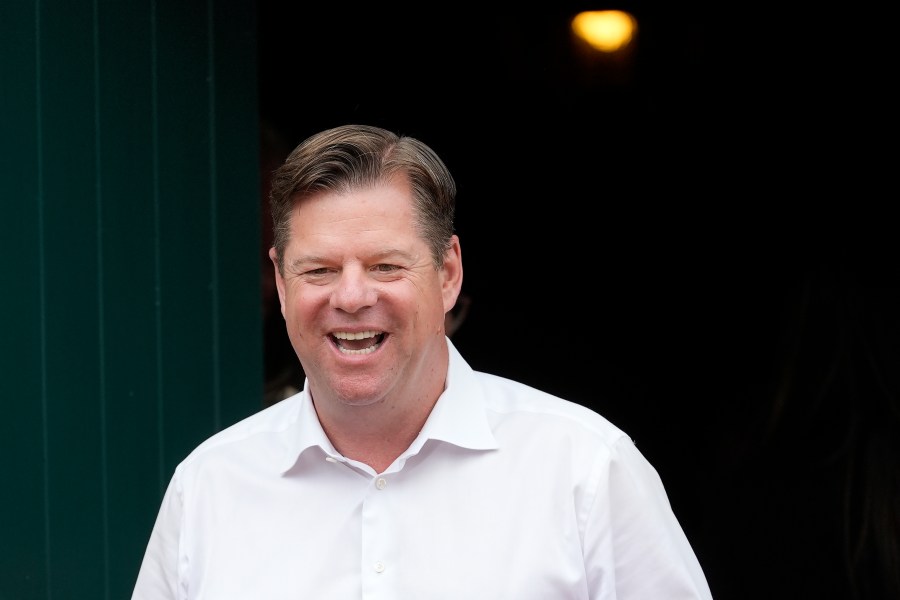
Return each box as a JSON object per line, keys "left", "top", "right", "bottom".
{"left": 269, "top": 174, "right": 462, "bottom": 410}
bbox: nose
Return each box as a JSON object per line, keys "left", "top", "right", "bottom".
{"left": 329, "top": 267, "right": 378, "bottom": 313}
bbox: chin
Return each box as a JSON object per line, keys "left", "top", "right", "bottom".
{"left": 327, "top": 375, "right": 390, "bottom": 407}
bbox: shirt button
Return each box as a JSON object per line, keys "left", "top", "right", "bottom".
{"left": 375, "top": 477, "right": 387, "bottom": 490}
{"left": 374, "top": 561, "right": 385, "bottom": 573}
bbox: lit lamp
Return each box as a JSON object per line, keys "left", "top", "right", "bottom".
{"left": 571, "top": 10, "right": 637, "bottom": 53}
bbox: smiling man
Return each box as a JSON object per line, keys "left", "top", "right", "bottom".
{"left": 132, "top": 124, "right": 714, "bottom": 599}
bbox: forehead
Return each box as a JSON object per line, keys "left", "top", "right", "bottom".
{"left": 285, "top": 177, "right": 423, "bottom": 253}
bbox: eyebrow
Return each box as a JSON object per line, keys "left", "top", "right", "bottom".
{"left": 287, "top": 248, "right": 417, "bottom": 270}
{"left": 286, "top": 255, "right": 326, "bottom": 270}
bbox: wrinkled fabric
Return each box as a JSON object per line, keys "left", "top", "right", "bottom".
{"left": 132, "top": 339, "right": 713, "bottom": 600}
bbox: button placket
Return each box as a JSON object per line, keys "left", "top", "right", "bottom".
{"left": 372, "top": 478, "right": 388, "bottom": 578}
{"left": 361, "top": 472, "right": 398, "bottom": 596}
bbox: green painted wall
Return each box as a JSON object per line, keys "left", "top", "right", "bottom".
{"left": 0, "top": 1, "right": 262, "bottom": 598}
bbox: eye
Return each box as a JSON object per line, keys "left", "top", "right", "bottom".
{"left": 373, "top": 264, "right": 401, "bottom": 273}
{"left": 303, "top": 267, "right": 333, "bottom": 277}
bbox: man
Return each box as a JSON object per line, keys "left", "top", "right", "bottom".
{"left": 132, "top": 124, "right": 714, "bottom": 599}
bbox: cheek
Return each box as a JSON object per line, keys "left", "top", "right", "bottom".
{"left": 420, "top": 294, "right": 450, "bottom": 331}
{"left": 283, "top": 287, "right": 321, "bottom": 323}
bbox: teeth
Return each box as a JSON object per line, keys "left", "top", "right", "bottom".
{"left": 339, "top": 345, "right": 378, "bottom": 355}
{"left": 332, "top": 330, "right": 383, "bottom": 355}
{"left": 333, "top": 331, "right": 380, "bottom": 340}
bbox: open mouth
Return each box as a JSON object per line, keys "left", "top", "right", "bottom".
{"left": 331, "top": 331, "right": 386, "bottom": 355}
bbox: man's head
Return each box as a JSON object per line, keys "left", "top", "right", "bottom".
{"left": 266, "top": 124, "right": 463, "bottom": 412}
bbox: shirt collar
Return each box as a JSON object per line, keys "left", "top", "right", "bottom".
{"left": 276, "top": 385, "right": 338, "bottom": 474}
{"left": 277, "top": 337, "right": 498, "bottom": 474}
{"left": 415, "top": 337, "right": 499, "bottom": 451}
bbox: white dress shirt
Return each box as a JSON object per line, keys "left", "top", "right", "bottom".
{"left": 133, "top": 339, "right": 713, "bottom": 599}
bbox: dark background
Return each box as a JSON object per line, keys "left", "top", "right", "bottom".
{"left": 257, "top": 4, "right": 897, "bottom": 599}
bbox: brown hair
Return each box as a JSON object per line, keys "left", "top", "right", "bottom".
{"left": 269, "top": 124, "right": 457, "bottom": 274}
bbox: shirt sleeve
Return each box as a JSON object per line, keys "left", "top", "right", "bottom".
{"left": 583, "top": 436, "right": 714, "bottom": 600}
{"left": 131, "top": 469, "right": 185, "bottom": 600}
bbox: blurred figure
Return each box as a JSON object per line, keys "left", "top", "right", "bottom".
{"left": 768, "top": 257, "right": 900, "bottom": 600}
{"left": 260, "top": 120, "right": 304, "bottom": 405}
{"left": 704, "top": 246, "right": 899, "bottom": 600}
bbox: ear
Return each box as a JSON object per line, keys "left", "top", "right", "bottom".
{"left": 268, "top": 247, "right": 287, "bottom": 318}
{"left": 440, "top": 235, "right": 464, "bottom": 314}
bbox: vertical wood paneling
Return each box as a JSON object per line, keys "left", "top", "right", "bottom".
{"left": 0, "top": 1, "right": 261, "bottom": 598}
{"left": 0, "top": 3, "right": 47, "bottom": 599}
{"left": 155, "top": 0, "right": 217, "bottom": 476}
{"left": 96, "top": 0, "right": 161, "bottom": 595}
{"left": 40, "top": 0, "right": 106, "bottom": 596}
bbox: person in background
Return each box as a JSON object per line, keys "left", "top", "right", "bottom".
{"left": 259, "top": 120, "right": 305, "bottom": 406}
{"left": 132, "top": 123, "right": 714, "bottom": 599}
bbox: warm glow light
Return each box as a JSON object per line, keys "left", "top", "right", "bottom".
{"left": 571, "top": 10, "right": 636, "bottom": 52}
